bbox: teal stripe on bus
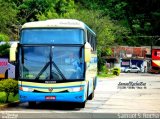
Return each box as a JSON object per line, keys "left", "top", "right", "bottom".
{"left": 18, "top": 85, "right": 84, "bottom": 89}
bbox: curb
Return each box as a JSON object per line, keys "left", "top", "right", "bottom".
{"left": 0, "top": 101, "right": 20, "bottom": 110}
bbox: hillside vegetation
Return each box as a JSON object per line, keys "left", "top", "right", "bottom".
{"left": 0, "top": 0, "right": 160, "bottom": 70}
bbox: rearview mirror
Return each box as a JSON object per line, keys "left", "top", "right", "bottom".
{"left": 10, "top": 42, "right": 18, "bottom": 62}
{"left": 84, "top": 42, "right": 92, "bottom": 62}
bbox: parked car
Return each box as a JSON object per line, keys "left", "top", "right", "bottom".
{"left": 120, "top": 67, "right": 125, "bottom": 72}
{"left": 125, "top": 66, "right": 141, "bottom": 73}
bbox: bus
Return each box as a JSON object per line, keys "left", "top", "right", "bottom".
{"left": 149, "top": 49, "right": 160, "bottom": 73}
{"left": 10, "top": 19, "right": 97, "bottom": 108}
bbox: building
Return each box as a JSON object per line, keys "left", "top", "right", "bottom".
{"left": 104, "top": 46, "right": 151, "bottom": 72}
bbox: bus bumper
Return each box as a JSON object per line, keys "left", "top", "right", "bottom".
{"left": 19, "top": 90, "right": 86, "bottom": 103}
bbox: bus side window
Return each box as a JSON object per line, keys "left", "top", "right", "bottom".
{"left": 87, "top": 30, "right": 96, "bottom": 52}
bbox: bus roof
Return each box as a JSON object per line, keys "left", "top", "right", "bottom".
{"left": 22, "top": 19, "right": 96, "bottom": 36}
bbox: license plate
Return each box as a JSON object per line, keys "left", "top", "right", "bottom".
{"left": 45, "top": 96, "right": 56, "bottom": 100}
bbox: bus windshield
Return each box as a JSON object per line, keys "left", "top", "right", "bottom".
{"left": 20, "top": 29, "right": 84, "bottom": 44}
{"left": 20, "top": 46, "right": 84, "bottom": 81}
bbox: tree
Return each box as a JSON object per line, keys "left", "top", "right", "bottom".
{"left": 17, "top": 0, "right": 52, "bottom": 23}
{"left": 0, "top": 34, "right": 9, "bottom": 42}
{"left": 37, "top": 3, "right": 128, "bottom": 71}
{"left": 0, "top": 43, "right": 10, "bottom": 58}
{"left": 37, "top": 0, "right": 75, "bottom": 20}
{"left": 75, "top": 0, "right": 160, "bottom": 46}
{"left": 0, "top": 33, "right": 10, "bottom": 58}
{"left": 0, "top": 0, "right": 17, "bottom": 35}
{"left": 69, "top": 9, "right": 129, "bottom": 71}
{"left": 0, "top": 79, "right": 18, "bottom": 103}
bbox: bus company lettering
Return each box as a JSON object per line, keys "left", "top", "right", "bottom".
{"left": 60, "top": 21, "right": 80, "bottom": 25}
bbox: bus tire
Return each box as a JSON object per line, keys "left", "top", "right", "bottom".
{"left": 79, "top": 83, "right": 88, "bottom": 108}
{"left": 79, "top": 101, "right": 86, "bottom": 108}
{"left": 86, "top": 83, "right": 89, "bottom": 100}
{"left": 88, "top": 90, "right": 94, "bottom": 100}
{"left": 88, "top": 79, "right": 95, "bottom": 100}
{"left": 78, "top": 85, "right": 87, "bottom": 108}
{"left": 28, "top": 101, "right": 36, "bottom": 108}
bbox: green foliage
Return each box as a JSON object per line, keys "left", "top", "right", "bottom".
{"left": 17, "top": 0, "right": 52, "bottom": 23}
{"left": 70, "top": 10, "right": 117, "bottom": 47}
{"left": 0, "top": 43, "right": 10, "bottom": 57}
{"left": 98, "top": 47, "right": 113, "bottom": 72}
{"left": 0, "top": 0, "right": 17, "bottom": 34}
{"left": 112, "top": 67, "right": 121, "bottom": 76}
{"left": 37, "top": 3, "right": 127, "bottom": 72}
{"left": 98, "top": 73, "right": 115, "bottom": 78}
{"left": 67, "top": 9, "right": 127, "bottom": 71}
{"left": 36, "top": 0, "right": 75, "bottom": 20}
{"left": 36, "top": 8, "right": 59, "bottom": 20}
{"left": 0, "top": 33, "right": 9, "bottom": 42}
{"left": 0, "top": 0, "right": 160, "bottom": 44}
{"left": 98, "top": 65, "right": 116, "bottom": 78}
{"left": 102, "top": 65, "right": 109, "bottom": 74}
{"left": 0, "top": 92, "right": 18, "bottom": 104}
{"left": 0, "top": 79, "right": 18, "bottom": 102}
{"left": 1, "top": 0, "right": 160, "bottom": 71}
{"left": 97, "top": 49, "right": 105, "bottom": 72}
{"left": 75, "top": 0, "right": 160, "bottom": 46}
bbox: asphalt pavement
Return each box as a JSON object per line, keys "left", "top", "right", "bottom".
{"left": 0, "top": 73, "right": 160, "bottom": 119}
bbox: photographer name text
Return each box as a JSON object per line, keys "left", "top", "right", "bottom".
{"left": 118, "top": 81, "right": 147, "bottom": 89}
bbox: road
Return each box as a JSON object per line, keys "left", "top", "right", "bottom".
{"left": 0, "top": 73, "right": 160, "bottom": 118}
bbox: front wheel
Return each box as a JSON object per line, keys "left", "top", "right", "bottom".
{"left": 28, "top": 101, "right": 36, "bottom": 108}
{"left": 79, "top": 83, "right": 88, "bottom": 108}
{"left": 88, "top": 90, "right": 94, "bottom": 100}
{"left": 78, "top": 101, "right": 86, "bottom": 108}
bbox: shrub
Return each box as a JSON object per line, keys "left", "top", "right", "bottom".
{"left": 112, "top": 67, "right": 121, "bottom": 76}
{"left": 0, "top": 79, "right": 18, "bottom": 102}
{"left": 0, "top": 43, "right": 10, "bottom": 57}
{"left": 102, "top": 65, "right": 109, "bottom": 74}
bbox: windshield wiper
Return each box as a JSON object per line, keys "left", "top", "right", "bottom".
{"left": 35, "top": 62, "right": 50, "bottom": 80}
{"left": 52, "top": 61, "right": 66, "bottom": 80}
{"left": 35, "top": 61, "right": 66, "bottom": 80}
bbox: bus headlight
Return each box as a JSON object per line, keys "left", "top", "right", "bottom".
{"left": 68, "top": 87, "right": 83, "bottom": 92}
{"left": 20, "top": 87, "right": 33, "bottom": 92}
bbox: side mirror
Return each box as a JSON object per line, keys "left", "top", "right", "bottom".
{"left": 10, "top": 42, "right": 18, "bottom": 62}
{"left": 85, "top": 42, "right": 92, "bottom": 62}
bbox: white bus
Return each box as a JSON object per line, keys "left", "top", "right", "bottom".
{"left": 10, "top": 19, "right": 97, "bottom": 108}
